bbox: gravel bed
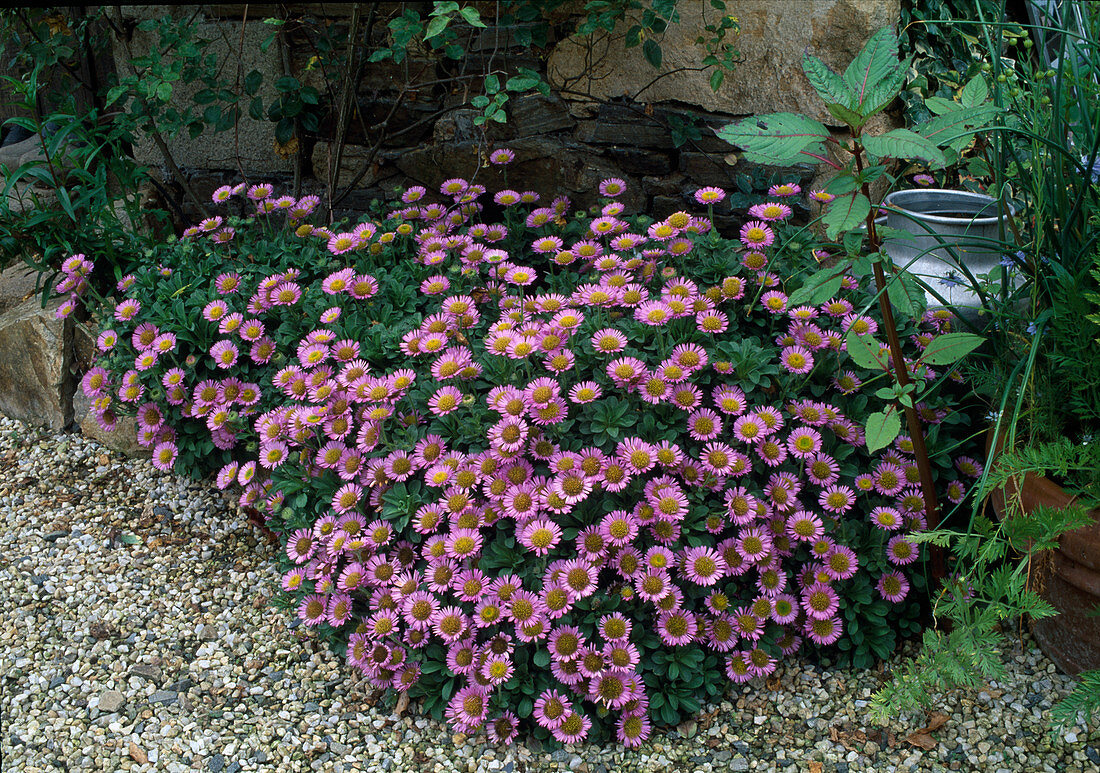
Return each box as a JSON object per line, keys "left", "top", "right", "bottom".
{"left": 0, "top": 414, "right": 1097, "bottom": 772}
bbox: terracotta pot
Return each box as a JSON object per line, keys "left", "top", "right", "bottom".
{"left": 987, "top": 431, "right": 1100, "bottom": 674}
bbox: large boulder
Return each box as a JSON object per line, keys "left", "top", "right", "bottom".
{"left": 70, "top": 322, "right": 146, "bottom": 456}
{"left": 548, "top": 0, "right": 902, "bottom": 124}
{"left": 0, "top": 263, "right": 41, "bottom": 314}
{"left": 0, "top": 297, "right": 72, "bottom": 430}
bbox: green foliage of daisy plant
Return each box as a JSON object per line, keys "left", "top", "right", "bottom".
{"left": 71, "top": 161, "right": 981, "bottom": 745}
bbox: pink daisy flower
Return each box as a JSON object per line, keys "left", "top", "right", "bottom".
{"left": 804, "top": 615, "right": 842, "bottom": 645}
{"left": 780, "top": 345, "right": 814, "bottom": 374}
{"left": 768, "top": 182, "right": 801, "bottom": 197}
{"left": 687, "top": 408, "right": 722, "bottom": 441}
{"left": 760, "top": 290, "right": 788, "bottom": 314}
{"left": 428, "top": 386, "right": 463, "bottom": 415}
{"left": 297, "top": 594, "right": 328, "bottom": 627}
{"left": 819, "top": 484, "right": 855, "bottom": 514}
{"left": 786, "top": 427, "right": 822, "bottom": 459}
{"left": 114, "top": 298, "right": 141, "bottom": 322}
{"left": 886, "top": 535, "right": 920, "bottom": 565}
{"left": 877, "top": 570, "right": 911, "bottom": 602}
{"left": 802, "top": 582, "right": 840, "bottom": 620}
{"left": 656, "top": 610, "right": 697, "bottom": 646}
{"left": 694, "top": 186, "right": 726, "bottom": 204}
{"left": 681, "top": 546, "right": 726, "bottom": 586}
{"left": 739, "top": 220, "right": 774, "bottom": 248}
{"left": 151, "top": 441, "right": 177, "bottom": 472}
{"left": 599, "top": 178, "right": 627, "bottom": 197}
{"left": 445, "top": 685, "right": 490, "bottom": 733}
{"left": 748, "top": 202, "right": 793, "bottom": 221}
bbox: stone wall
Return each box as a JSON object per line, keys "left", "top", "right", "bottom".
{"left": 112, "top": 1, "right": 899, "bottom": 230}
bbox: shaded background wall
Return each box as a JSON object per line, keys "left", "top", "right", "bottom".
{"left": 4, "top": 2, "right": 900, "bottom": 230}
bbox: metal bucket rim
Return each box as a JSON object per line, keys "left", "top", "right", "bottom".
{"left": 883, "top": 188, "right": 1017, "bottom": 226}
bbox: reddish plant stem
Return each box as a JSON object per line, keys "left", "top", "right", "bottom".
{"left": 853, "top": 143, "right": 946, "bottom": 581}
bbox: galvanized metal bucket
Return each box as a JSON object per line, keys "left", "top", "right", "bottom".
{"left": 881, "top": 189, "right": 1016, "bottom": 310}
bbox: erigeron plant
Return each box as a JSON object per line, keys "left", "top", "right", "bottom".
{"left": 75, "top": 170, "right": 979, "bottom": 745}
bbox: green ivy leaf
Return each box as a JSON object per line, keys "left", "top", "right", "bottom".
{"left": 459, "top": 7, "right": 487, "bottom": 27}
{"left": 924, "top": 95, "right": 960, "bottom": 116}
{"left": 826, "top": 101, "right": 865, "bottom": 129}
{"left": 424, "top": 14, "right": 450, "bottom": 41}
{"left": 884, "top": 268, "right": 927, "bottom": 320}
{"left": 243, "top": 69, "right": 264, "bottom": 96}
{"left": 643, "top": 39, "right": 662, "bottom": 69}
{"left": 916, "top": 104, "right": 1000, "bottom": 151}
{"left": 865, "top": 408, "right": 901, "bottom": 453}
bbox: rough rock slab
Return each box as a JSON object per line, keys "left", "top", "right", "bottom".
{"left": 548, "top": 0, "right": 902, "bottom": 123}
{"left": 0, "top": 263, "right": 41, "bottom": 315}
{"left": 0, "top": 297, "right": 71, "bottom": 430}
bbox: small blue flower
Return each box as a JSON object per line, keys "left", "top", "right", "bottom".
{"left": 1083, "top": 155, "right": 1100, "bottom": 184}
{"left": 940, "top": 271, "right": 964, "bottom": 288}
{"left": 1026, "top": 321, "right": 1039, "bottom": 335}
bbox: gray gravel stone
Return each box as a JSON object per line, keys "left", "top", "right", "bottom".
{"left": 0, "top": 415, "right": 1096, "bottom": 773}
{"left": 98, "top": 690, "right": 125, "bottom": 712}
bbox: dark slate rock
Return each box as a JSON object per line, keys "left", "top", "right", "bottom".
{"left": 208, "top": 753, "right": 225, "bottom": 772}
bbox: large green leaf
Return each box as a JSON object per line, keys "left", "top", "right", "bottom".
{"left": 845, "top": 328, "right": 887, "bottom": 370}
{"left": 787, "top": 265, "right": 847, "bottom": 307}
{"left": 919, "top": 332, "right": 984, "bottom": 365}
{"left": 826, "top": 101, "right": 865, "bottom": 129}
{"left": 843, "top": 27, "right": 903, "bottom": 109}
{"left": 858, "top": 54, "right": 909, "bottom": 119}
{"left": 884, "top": 268, "right": 927, "bottom": 320}
{"left": 863, "top": 128, "right": 946, "bottom": 168}
{"left": 823, "top": 191, "right": 870, "bottom": 240}
{"left": 715, "top": 113, "right": 829, "bottom": 165}
{"left": 865, "top": 408, "right": 901, "bottom": 453}
{"left": 802, "top": 52, "right": 855, "bottom": 108}
{"left": 924, "top": 96, "right": 960, "bottom": 116}
{"left": 958, "top": 74, "right": 990, "bottom": 108}
{"left": 916, "top": 104, "right": 1000, "bottom": 151}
